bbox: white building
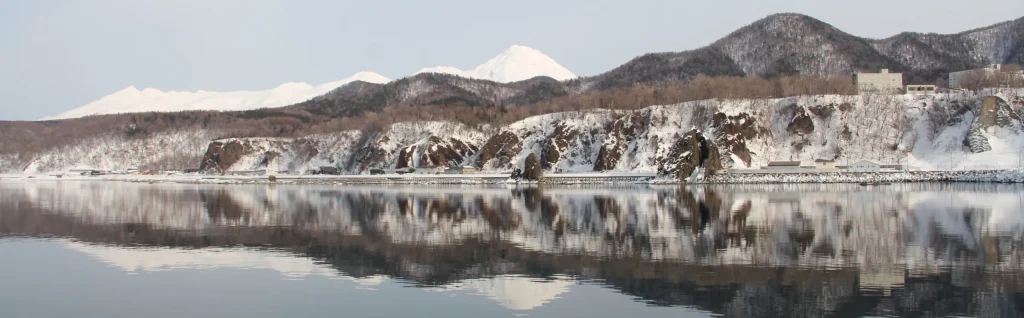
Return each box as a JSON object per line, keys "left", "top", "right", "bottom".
{"left": 949, "top": 64, "right": 1024, "bottom": 89}
{"left": 814, "top": 159, "right": 836, "bottom": 169}
{"left": 753, "top": 161, "right": 816, "bottom": 173}
{"left": 950, "top": 65, "right": 995, "bottom": 89}
{"left": 762, "top": 161, "right": 802, "bottom": 169}
{"left": 446, "top": 166, "right": 478, "bottom": 174}
{"left": 412, "top": 166, "right": 446, "bottom": 174}
{"left": 847, "top": 160, "right": 882, "bottom": 172}
{"left": 855, "top": 69, "right": 903, "bottom": 94}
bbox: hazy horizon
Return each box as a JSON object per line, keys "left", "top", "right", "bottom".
{"left": 2, "top": 0, "right": 1022, "bottom": 120}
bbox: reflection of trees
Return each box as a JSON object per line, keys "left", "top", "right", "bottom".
{"left": 4, "top": 183, "right": 1024, "bottom": 316}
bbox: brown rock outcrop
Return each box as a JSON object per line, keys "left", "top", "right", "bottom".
{"left": 522, "top": 153, "right": 543, "bottom": 181}
{"left": 657, "top": 129, "right": 723, "bottom": 181}
{"left": 199, "top": 139, "right": 283, "bottom": 173}
{"left": 542, "top": 123, "right": 579, "bottom": 169}
{"left": 963, "top": 96, "right": 1022, "bottom": 153}
{"left": 479, "top": 131, "right": 523, "bottom": 169}
{"left": 784, "top": 104, "right": 815, "bottom": 136}
{"left": 711, "top": 112, "right": 758, "bottom": 167}
{"left": 594, "top": 112, "right": 647, "bottom": 171}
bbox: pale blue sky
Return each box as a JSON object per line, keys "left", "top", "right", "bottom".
{"left": 1, "top": 0, "right": 1022, "bottom": 120}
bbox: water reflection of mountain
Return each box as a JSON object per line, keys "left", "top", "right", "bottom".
{"left": 2, "top": 181, "right": 1024, "bottom": 316}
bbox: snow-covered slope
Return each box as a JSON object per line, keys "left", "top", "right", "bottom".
{"left": 478, "top": 90, "right": 1024, "bottom": 173}
{"left": 10, "top": 91, "right": 1024, "bottom": 175}
{"left": 198, "top": 121, "right": 489, "bottom": 174}
{"left": 44, "top": 72, "right": 391, "bottom": 120}
{"left": 21, "top": 128, "right": 221, "bottom": 173}
{"left": 416, "top": 45, "right": 577, "bottom": 83}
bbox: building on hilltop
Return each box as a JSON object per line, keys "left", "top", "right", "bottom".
{"left": 855, "top": 69, "right": 903, "bottom": 94}
{"left": 905, "top": 85, "right": 938, "bottom": 95}
{"left": 949, "top": 64, "right": 1024, "bottom": 90}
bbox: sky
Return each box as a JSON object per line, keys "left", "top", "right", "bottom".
{"left": 1, "top": 0, "right": 1022, "bottom": 121}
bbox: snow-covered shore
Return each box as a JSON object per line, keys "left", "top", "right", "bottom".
{"left": 707, "top": 170, "right": 1024, "bottom": 184}
{"left": 3, "top": 170, "right": 1023, "bottom": 185}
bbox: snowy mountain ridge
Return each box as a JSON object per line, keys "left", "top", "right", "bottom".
{"left": 45, "top": 45, "right": 576, "bottom": 120}
{"left": 44, "top": 71, "right": 392, "bottom": 120}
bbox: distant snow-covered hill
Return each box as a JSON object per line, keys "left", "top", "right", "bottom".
{"left": 44, "top": 72, "right": 392, "bottom": 120}
{"left": 416, "top": 45, "right": 577, "bottom": 82}
{"left": 46, "top": 45, "right": 577, "bottom": 120}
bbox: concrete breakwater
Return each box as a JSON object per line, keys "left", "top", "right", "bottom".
{"left": 705, "top": 170, "right": 1024, "bottom": 184}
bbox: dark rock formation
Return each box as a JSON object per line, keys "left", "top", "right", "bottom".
{"left": 542, "top": 123, "right": 578, "bottom": 169}
{"left": 479, "top": 131, "right": 523, "bottom": 169}
{"left": 594, "top": 112, "right": 648, "bottom": 171}
{"left": 346, "top": 134, "right": 390, "bottom": 172}
{"left": 785, "top": 104, "right": 815, "bottom": 136}
{"left": 199, "top": 139, "right": 284, "bottom": 173}
{"left": 394, "top": 145, "right": 417, "bottom": 169}
{"left": 394, "top": 136, "right": 479, "bottom": 169}
{"left": 711, "top": 112, "right": 759, "bottom": 167}
{"left": 963, "top": 96, "right": 1022, "bottom": 153}
{"left": 808, "top": 104, "right": 835, "bottom": 118}
{"left": 522, "top": 153, "right": 543, "bottom": 181}
{"left": 964, "top": 128, "right": 993, "bottom": 153}
{"left": 838, "top": 103, "right": 853, "bottom": 112}
{"left": 658, "top": 129, "right": 723, "bottom": 181}
{"left": 198, "top": 141, "right": 227, "bottom": 173}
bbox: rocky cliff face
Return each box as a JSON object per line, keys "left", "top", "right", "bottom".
{"left": 197, "top": 122, "right": 487, "bottom": 174}
{"left": 522, "top": 153, "right": 543, "bottom": 181}
{"left": 393, "top": 136, "right": 478, "bottom": 169}
{"left": 711, "top": 112, "right": 759, "bottom": 167}
{"left": 964, "top": 96, "right": 1022, "bottom": 153}
{"left": 9, "top": 91, "right": 1024, "bottom": 175}
{"left": 199, "top": 138, "right": 292, "bottom": 173}
{"left": 170, "top": 91, "right": 1024, "bottom": 177}
{"left": 657, "top": 129, "right": 724, "bottom": 181}
{"left": 478, "top": 131, "right": 522, "bottom": 170}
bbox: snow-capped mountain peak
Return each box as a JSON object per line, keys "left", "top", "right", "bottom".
{"left": 44, "top": 72, "right": 392, "bottom": 120}
{"left": 474, "top": 45, "right": 577, "bottom": 82}
{"left": 318, "top": 71, "right": 391, "bottom": 88}
{"left": 46, "top": 45, "right": 576, "bottom": 120}
{"left": 415, "top": 66, "right": 464, "bottom": 76}
{"left": 415, "top": 45, "right": 577, "bottom": 83}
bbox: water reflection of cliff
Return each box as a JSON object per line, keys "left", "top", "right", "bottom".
{"left": 2, "top": 181, "right": 1024, "bottom": 316}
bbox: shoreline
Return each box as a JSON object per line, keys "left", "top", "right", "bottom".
{"left": 705, "top": 170, "right": 1024, "bottom": 184}
{"left": 2, "top": 170, "right": 1023, "bottom": 185}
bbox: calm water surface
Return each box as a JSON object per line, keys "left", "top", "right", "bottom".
{"left": 2, "top": 181, "right": 1024, "bottom": 317}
